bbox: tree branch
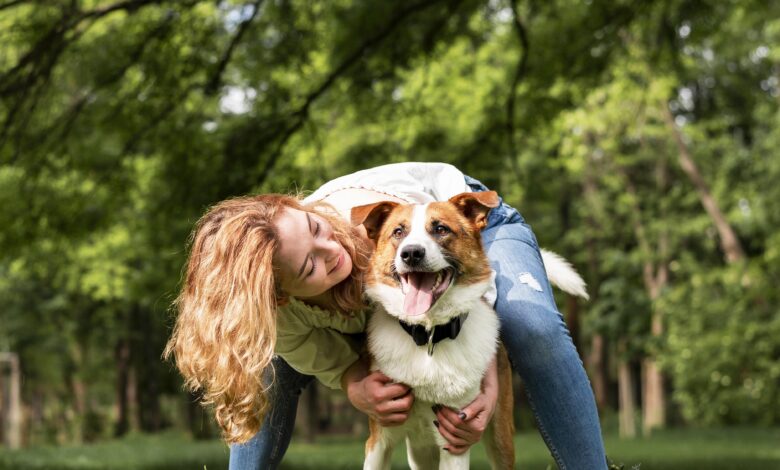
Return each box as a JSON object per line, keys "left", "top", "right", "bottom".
{"left": 80, "top": 0, "right": 166, "bottom": 20}
{"left": 505, "top": 0, "right": 530, "bottom": 181}
{"left": 205, "top": 0, "right": 264, "bottom": 96}
{"left": 661, "top": 103, "right": 745, "bottom": 264}
{"left": 0, "top": 0, "right": 28, "bottom": 11}
{"left": 0, "top": 17, "right": 71, "bottom": 97}
{"left": 0, "top": 1, "right": 188, "bottom": 160}
{"left": 255, "top": 0, "right": 449, "bottom": 186}
{"left": 0, "top": 1, "right": 179, "bottom": 98}
{"left": 121, "top": 84, "right": 199, "bottom": 156}
{"left": 36, "top": 12, "right": 177, "bottom": 151}
{"left": 0, "top": 28, "right": 71, "bottom": 157}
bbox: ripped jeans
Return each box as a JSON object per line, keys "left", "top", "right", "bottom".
{"left": 229, "top": 176, "right": 607, "bottom": 469}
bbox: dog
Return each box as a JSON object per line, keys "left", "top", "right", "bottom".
{"left": 351, "top": 191, "right": 588, "bottom": 470}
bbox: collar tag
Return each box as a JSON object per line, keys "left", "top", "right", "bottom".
{"left": 427, "top": 329, "right": 436, "bottom": 356}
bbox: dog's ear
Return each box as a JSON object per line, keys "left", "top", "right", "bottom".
{"left": 448, "top": 191, "right": 500, "bottom": 230}
{"left": 351, "top": 201, "right": 399, "bottom": 241}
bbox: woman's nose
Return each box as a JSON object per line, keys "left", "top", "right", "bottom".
{"left": 316, "top": 235, "right": 340, "bottom": 256}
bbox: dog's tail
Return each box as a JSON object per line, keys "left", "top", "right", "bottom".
{"left": 540, "top": 249, "right": 590, "bottom": 300}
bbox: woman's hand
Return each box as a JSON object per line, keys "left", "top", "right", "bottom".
{"left": 433, "top": 356, "right": 499, "bottom": 454}
{"left": 342, "top": 358, "right": 414, "bottom": 426}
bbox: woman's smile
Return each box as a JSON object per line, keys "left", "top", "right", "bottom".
{"left": 328, "top": 250, "right": 344, "bottom": 274}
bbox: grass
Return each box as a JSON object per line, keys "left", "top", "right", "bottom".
{"left": 0, "top": 428, "right": 778, "bottom": 469}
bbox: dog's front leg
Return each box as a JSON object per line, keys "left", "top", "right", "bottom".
{"left": 439, "top": 447, "right": 471, "bottom": 470}
{"left": 364, "top": 418, "right": 403, "bottom": 470}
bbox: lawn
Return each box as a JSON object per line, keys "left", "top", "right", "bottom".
{"left": 0, "top": 428, "right": 778, "bottom": 469}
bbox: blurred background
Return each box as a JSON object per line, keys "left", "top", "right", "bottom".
{"left": 0, "top": 0, "right": 778, "bottom": 468}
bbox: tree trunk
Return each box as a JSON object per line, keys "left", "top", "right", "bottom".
{"left": 114, "top": 338, "right": 131, "bottom": 437}
{"left": 615, "top": 156, "right": 670, "bottom": 435}
{"left": 132, "top": 304, "right": 162, "bottom": 432}
{"left": 70, "top": 376, "right": 86, "bottom": 443}
{"left": 639, "top": 253, "right": 669, "bottom": 436}
{"left": 186, "top": 389, "right": 212, "bottom": 440}
{"left": 0, "top": 353, "right": 22, "bottom": 449}
{"left": 127, "top": 365, "right": 140, "bottom": 432}
{"left": 560, "top": 186, "right": 584, "bottom": 363}
{"left": 617, "top": 341, "right": 636, "bottom": 439}
{"left": 663, "top": 104, "right": 745, "bottom": 263}
{"left": 66, "top": 343, "right": 86, "bottom": 444}
{"left": 641, "top": 156, "right": 671, "bottom": 435}
{"left": 582, "top": 150, "right": 608, "bottom": 409}
{"left": 298, "top": 382, "right": 319, "bottom": 443}
{"left": 641, "top": 354, "right": 665, "bottom": 435}
{"left": 0, "top": 363, "right": 4, "bottom": 441}
{"left": 587, "top": 334, "right": 608, "bottom": 410}
{"left": 565, "top": 296, "right": 583, "bottom": 363}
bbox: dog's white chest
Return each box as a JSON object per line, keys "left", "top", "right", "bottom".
{"left": 368, "top": 301, "right": 499, "bottom": 407}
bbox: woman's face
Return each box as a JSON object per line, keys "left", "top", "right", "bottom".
{"left": 273, "top": 207, "right": 353, "bottom": 299}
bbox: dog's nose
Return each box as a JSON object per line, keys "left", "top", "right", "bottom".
{"left": 400, "top": 244, "right": 426, "bottom": 266}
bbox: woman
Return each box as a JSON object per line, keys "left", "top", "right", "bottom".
{"left": 165, "top": 162, "right": 607, "bottom": 469}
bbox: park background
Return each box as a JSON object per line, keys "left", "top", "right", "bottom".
{"left": 0, "top": 0, "right": 778, "bottom": 468}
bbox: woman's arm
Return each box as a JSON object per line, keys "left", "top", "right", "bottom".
{"left": 341, "top": 356, "right": 415, "bottom": 426}
{"left": 433, "top": 355, "right": 499, "bottom": 454}
{"left": 278, "top": 312, "right": 414, "bottom": 424}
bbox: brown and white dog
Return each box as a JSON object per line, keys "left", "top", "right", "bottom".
{"left": 351, "top": 191, "right": 587, "bottom": 470}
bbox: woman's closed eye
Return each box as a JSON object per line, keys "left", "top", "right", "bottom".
{"left": 305, "top": 220, "right": 322, "bottom": 277}
{"left": 307, "top": 257, "right": 316, "bottom": 277}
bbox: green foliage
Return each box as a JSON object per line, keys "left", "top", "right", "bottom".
{"left": 662, "top": 261, "right": 780, "bottom": 426}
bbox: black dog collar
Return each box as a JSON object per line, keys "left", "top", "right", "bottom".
{"left": 398, "top": 313, "right": 469, "bottom": 356}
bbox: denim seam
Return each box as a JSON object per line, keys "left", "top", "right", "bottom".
{"left": 523, "top": 387, "right": 567, "bottom": 470}
{"left": 270, "top": 427, "right": 283, "bottom": 468}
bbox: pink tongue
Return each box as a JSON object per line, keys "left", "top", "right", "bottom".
{"left": 403, "top": 272, "right": 437, "bottom": 316}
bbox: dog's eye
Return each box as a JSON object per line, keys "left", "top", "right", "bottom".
{"left": 392, "top": 227, "right": 404, "bottom": 239}
{"left": 434, "top": 225, "right": 451, "bottom": 235}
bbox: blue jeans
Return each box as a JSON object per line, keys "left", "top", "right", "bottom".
{"left": 469, "top": 176, "right": 607, "bottom": 468}
{"left": 229, "top": 357, "right": 314, "bottom": 469}
{"left": 230, "top": 177, "right": 607, "bottom": 469}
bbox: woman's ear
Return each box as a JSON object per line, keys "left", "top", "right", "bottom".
{"left": 351, "top": 201, "right": 398, "bottom": 241}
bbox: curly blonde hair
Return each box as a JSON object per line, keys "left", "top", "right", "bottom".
{"left": 163, "top": 194, "right": 370, "bottom": 444}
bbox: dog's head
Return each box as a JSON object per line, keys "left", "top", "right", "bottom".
{"left": 352, "top": 191, "right": 499, "bottom": 326}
